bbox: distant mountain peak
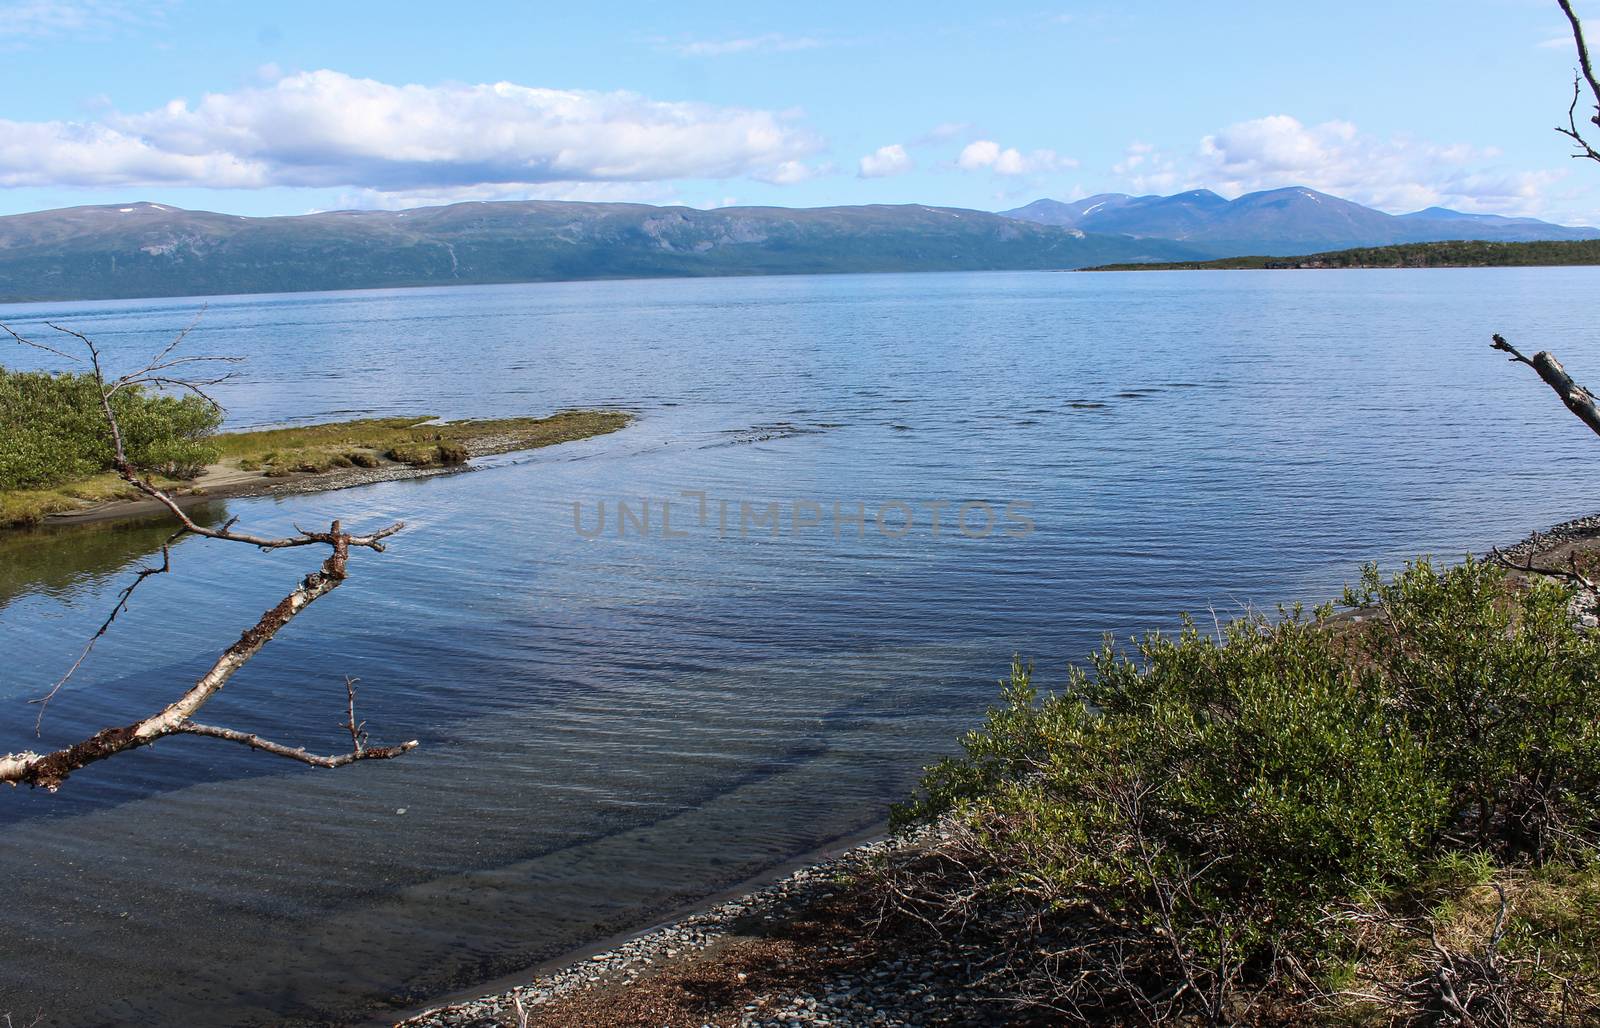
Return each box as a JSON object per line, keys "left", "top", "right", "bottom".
{"left": 1000, "top": 187, "right": 1600, "bottom": 252}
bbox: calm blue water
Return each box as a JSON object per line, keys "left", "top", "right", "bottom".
{"left": 2, "top": 269, "right": 1598, "bottom": 1025}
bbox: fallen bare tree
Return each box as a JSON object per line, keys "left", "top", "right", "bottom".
{"left": 0, "top": 319, "right": 416, "bottom": 791}
{"left": 1483, "top": 2, "right": 1600, "bottom": 590}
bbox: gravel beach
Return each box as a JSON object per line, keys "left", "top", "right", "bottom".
{"left": 395, "top": 828, "right": 1034, "bottom": 1028}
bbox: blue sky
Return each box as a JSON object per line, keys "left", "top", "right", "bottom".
{"left": 2, "top": 0, "right": 1599, "bottom": 222}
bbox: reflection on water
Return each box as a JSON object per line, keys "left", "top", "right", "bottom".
{"left": 0, "top": 506, "right": 226, "bottom": 611}
{"left": 2, "top": 270, "right": 1600, "bottom": 1025}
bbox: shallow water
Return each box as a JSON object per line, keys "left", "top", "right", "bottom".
{"left": 2, "top": 269, "right": 1598, "bottom": 1025}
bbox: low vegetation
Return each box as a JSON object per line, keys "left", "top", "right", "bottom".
{"left": 891, "top": 558, "right": 1600, "bottom": 1024}
{"left": 209, "top": 413, "right": 627, "bottom": 476}
{"left": 1083, "top": 238, "right": 1600, "bottom": 272}
{"left": 0, "top": 382, "right": 630, "bottom": 528}
{"left": 1, "top": 365, "right": 222, "bottom": 491}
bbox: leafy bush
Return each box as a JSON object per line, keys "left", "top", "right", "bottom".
{"left": 0, "top": 366, "right": 221, "bottom": 490}
{"left": 894, "top": 558, "right": 1600, "bottom": 1021}
{"left": 1346, "top": 559, "right": 1600, "bottom": 860}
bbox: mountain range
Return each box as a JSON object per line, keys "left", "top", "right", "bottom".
{"left": 0, "top": 201, "right": 1202, "bottom": 303}
{"left": 1000, "top": 187, "right": 1600, "bottom": 255}
{"left": 0, "top": 187, "right": 1594, "bottom": 304}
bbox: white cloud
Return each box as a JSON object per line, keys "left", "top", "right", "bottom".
{"left": 0, "top": 0, "right": 170, "bottom": 41}
{"left": 956, "top": 139, "right": 1075, "bottom": 176}
{"left": 913, "top": 121, "right": 972, "bottom": 145}
{"left": 333, "top": 181, "right": 678, "bottom": 212}
{"left": 0, "top": 70, "right": 825, "bottom": 191}
{"left": 753, "top": 159, "right": 832, "bottom": 184}
{"left": 1118, "top": 115, "right": 1566, "bottom": 217}
{"left": 0, "top": 119, "right": 265, "bottom": 187}
{"left": 858, "top": 143, "right": 913, "bottom": 178}
{"left": 667, "top": 33, "right": 821, "bottom": 57}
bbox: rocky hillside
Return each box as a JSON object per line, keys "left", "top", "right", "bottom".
{"left": 0, "top": 200, "right": 1206, "bottom": 302}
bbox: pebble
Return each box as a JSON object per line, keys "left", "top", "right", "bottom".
{"left": 398, "top": 828, "right": 1013, "bottom": 1026}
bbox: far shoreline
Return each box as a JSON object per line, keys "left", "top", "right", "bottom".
{"left": 1, "top": 410, "right": 633, "bottom": 533}
{"left": 1079, "top": 237, "right": 1600, "bottom": 272}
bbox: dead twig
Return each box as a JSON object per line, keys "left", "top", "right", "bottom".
{"left": 1557, "top": 0, "right": 1600, "bottom": 162}
{"left": 0, "top": 318, "right": 415, "bottom": 790}
{"left": 1487, "top": 532, "right": 1599, "bottom": 592}
{"left": 29, "top": 530, "right": 182, "bottom": 733}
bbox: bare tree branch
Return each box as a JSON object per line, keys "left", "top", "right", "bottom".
{"left": 30, "top": 531, "right": 182, "bottom": 733}
{"left": 177, "top": 674, "right": 419, "bottom": 769}
{"left": 1491, "top": 334, "right": 1600, "bottom": 439}
{"left": 0, "top": 319, "right": 417, "bottom": 790}
{"left": 1556, "top": 0, "right": 1600, "bottom": 161}
{"left": 1489, "top": 532, "right": 1599, "bottom": 592}
{"left": 0, "top": 322, "right": 80, "bottom": 362}
{"left": 118, "top": 305, "right": 206, "bottom": 381}
{"left": 4, "top": 319, "right": 403, "bottom": 552}
{"left": 0, "top": 519, "right": 419, "bottom": 789}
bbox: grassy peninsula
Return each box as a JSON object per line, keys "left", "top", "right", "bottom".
{"left": 1, "top": 402, "right": 630, "bottom": 529}
{"left": 1082, "top": 237, "right": 1600, "bottom": 271}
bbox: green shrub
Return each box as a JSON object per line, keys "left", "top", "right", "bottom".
{"left": 900, "top": 615, "right": 1448, "bottom": 998}
{"left": 1346, "top": 558, "right": 1600, "bottom": 860}
{"left": 895, "top": 558, "right": 1600, "bottom": 1020}
{"left": 0, "top": 366, "right": 221, "bottom": 490}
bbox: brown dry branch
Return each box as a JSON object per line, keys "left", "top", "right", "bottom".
{"left": 1389, "top": 886, "right": 1553, "bottom": 1028}
{"left": 859, "top": 808, "right": 1265, "bottom": 1026}
{"left": 1557, "top": 0, "right": 1600, "bottom": 162}
{"left": 1488, "top": 532, "right": 1600, "bottom": 593}
{"left": 0, "top": 320, "right": 415, "bottom": 791}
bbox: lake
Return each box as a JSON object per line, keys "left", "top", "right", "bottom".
{"left": 2, "top": 268, "right": 1598, "bottom": 1025}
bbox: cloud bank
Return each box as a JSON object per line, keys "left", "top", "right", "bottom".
{"left": 0, "top": 70, "right": 825, "bottom": 195}
{"left": 955, "top": 139, "right": 1074, "bottom": 176}
{"left": 1118, "top": 115, "right": 1560, "bottom": 216}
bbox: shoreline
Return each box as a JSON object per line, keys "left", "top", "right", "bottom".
{"left": 1078, "top": 238, "right": 1600, "bottom": 273}
{"left": 381, "top": 822, "right": 892, "bottom": 1027}
{"left": 24, "top": 458, "right": 475, "bottom": 530}
{"left": 392, "top": 829, "right": 980, "bottom": 1028}
{"left": 2, "top": 410, "right": 632, "bottom": 534}
{"left": 387, "top": 511, "right": 1600, "bottom": 1028}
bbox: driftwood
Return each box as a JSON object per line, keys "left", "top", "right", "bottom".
{"left": 0, "top": 319, "right": 416, "bottom": 791}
